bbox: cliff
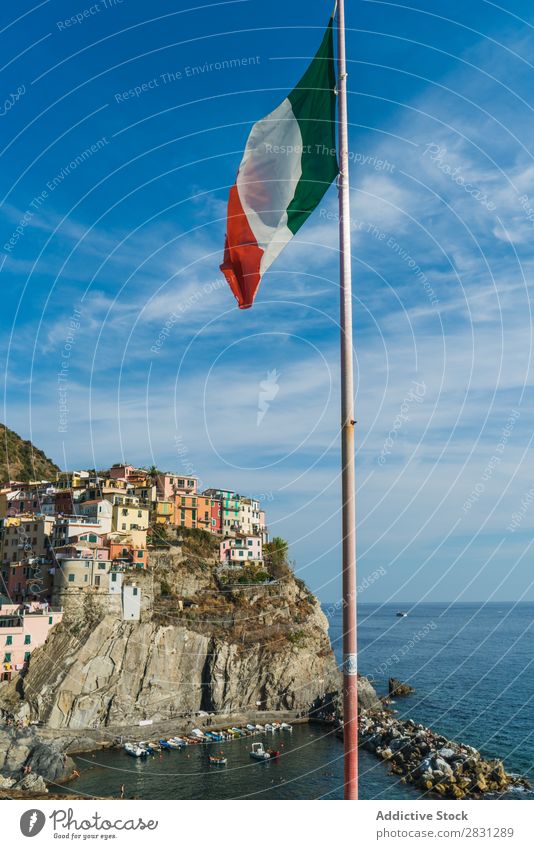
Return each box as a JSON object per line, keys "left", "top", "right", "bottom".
{"left": 0, "top": 423, "right": 60, "bottom": 482}
{"left": 0, "top": 531, "right": 378, "bottom": 729}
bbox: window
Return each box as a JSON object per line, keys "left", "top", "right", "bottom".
{"left": 122, "top": 524, "right": 126, "bottom": 530}
{"left": 84, "top": 575, "right": 88, "bottom": 582}
{"left": 135, "top": 562, "right": 143, "bottom": 568}
{"left": 137, "top": 510, "right": 142, "bottom": 518}
{"left": 24, "top": 652, "right": 30, "bottom": 661}
{"left": 5, "top": 635, "right": 12, "bottom": 646}
{"left": 98, "top": 563, "right": 106, "bottom": 570}
{"left": 94, "top": 576, "right": 100, "bottom": 587}
{"left": 122, "top": 508, "right": 128, "bottom": 516}
{"left": 248, "top": 540, "right": 253, "bottom": 546}
{"left": 4, "top": 653, "right": 11, "bottom": 662}
{"left": 48, "top": 616, "right": 53, "bottom": 625}
{"left": 133, "top": 587, "right": 138, "bottom": 596}
{"left": 178, "top": 479, "right": 184, "bottom": 488}
{"left": 111, "top": 573, "right": 117, "bottom": 583}
{"left": 239, "top": 551, "right": 244, "bottom": 557}
{"left": 248, "top": 552, "right": 252, "bottom": 557}
{"left": 137, "top": 551, "right": 143, "bottom": 557}
{"left": 188, "top": 480, "right": 194, "bottom": 487}
{"left": 68, "top": 574, "right": 75, "bottom": 582}
{"left": 24, "top": 634, "right": 31, "bottom": 645}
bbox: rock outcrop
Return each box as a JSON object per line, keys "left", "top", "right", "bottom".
{"left": 0, "top": 725, "right": 76, "bottom": 792}
{"left": 388, "top": 678, "right": 415, "bottom": 697}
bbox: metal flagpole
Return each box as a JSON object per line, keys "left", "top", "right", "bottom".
{"left": 336, "top": 0, "right": 358, "bottom": 800}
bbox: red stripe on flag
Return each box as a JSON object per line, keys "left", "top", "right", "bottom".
{"left": 220, "top": 184, "right": 264, "bottom": 309}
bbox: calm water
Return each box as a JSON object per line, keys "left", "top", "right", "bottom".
{"left": 62, "top": 602, "right": 534, "bottom": 800}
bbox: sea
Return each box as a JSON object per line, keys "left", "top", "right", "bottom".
{"left": 61, "top": 602, "right": 534, "bottom": 800}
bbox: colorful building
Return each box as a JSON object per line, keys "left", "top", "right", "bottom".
{"left": 76, "top": 499, "right": 113, "bottom": 534}
{"left": 1, "top": 516, "right": 55, "bottom": 565}
{"left": 156, "top": 473, "right": 198, "bottom": 501}
{"left": 155, "top": 500, "right": 174, "bottom": 525}
{"left": 219, "top": 536, "right": 263, "bottom": 567}
{"left": 0, "top": 601, "right": 62, "bottom": 682}
{"left": 203, "top": 489, "right": 240, "bottom": 535}
{"left": 173, "top": 494, "right": 211, "bottom": 530}
{"left": 111, "top": 503, "right": 149, "bottom": 548}
{"left": 210, "top": 498, "right": 222, "bottom": 534}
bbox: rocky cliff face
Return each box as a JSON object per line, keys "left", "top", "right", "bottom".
{"left": 1, "top": 535, "right": 377, "bottom": 729}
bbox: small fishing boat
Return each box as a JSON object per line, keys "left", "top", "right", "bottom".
{"left": 159, "top": 739, "right": 172, "bottom": 750}
{"left": 167, "top": 737, "right": 186, "bottom": 749}
{"left": 246, "top": 724, "right": 257, "bottom": 732}
{"left": 264, "top": 723, "right": 273, "bottom": 732}
{"left": 190, "top": 728, "right": 205, "bottom": 739}
{"left": 138, "top": 741, "right": 156, "bottom": 754}
{"left": 271, "top": 721, "right": 281, "bottom": 730}
{"left": 255, "top": 724, "right": 265, "bottom": 732}
{"left": 124, "top": 743, "right": 146, "bottom": 758}
{"left": 396, "top": 611, "right": 408, "bottom": 617}
{"left": 209, "top": 755, "right": 227, "bottom": 766}
{"left": 266, "top": 748, "right": 280, "bottom": 758}
{"left": 280, "top": 723, "right": 293, "bottom": 732}
{"left": 250, "top": 742, "right": 271, "bottom": 761}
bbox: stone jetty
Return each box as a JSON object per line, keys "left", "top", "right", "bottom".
{"left": 359, "top": 710, "right": 530, "bottom": 799}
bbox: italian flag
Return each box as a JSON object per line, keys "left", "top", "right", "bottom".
{"left": 220, "top": 20, "right": 339, "bottom": 309}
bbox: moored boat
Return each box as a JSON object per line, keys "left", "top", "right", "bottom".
{"left": 124, "top": 743, "right": 146, "bottom": 758}
{"left": 209, "top": 755, "right": 227, "bottom": 766}
{"left": 250, "top": 742, "right": 271, "bottom": 761}
{"left": 280, "top": 723, "right": 293, "bottom": 732}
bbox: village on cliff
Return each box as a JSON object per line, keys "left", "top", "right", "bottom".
{"left": 0, "top": 464, "right": 270, "bottom": 681}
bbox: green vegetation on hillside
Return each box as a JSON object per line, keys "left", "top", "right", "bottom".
{"left": 0, "top": 424, "right": 60, "bottom": 482}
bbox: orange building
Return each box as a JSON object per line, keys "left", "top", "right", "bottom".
{"left": 173, "top": 494, "right": 212, "bottom": 530}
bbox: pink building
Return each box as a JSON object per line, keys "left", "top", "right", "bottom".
{"left": 219, "top": 535, "right": 263, "bottom": 567}
{"left": 155, "top": 473, "right": 198, "bottom": 500}
{"left": 0, "top": 601, "right": 62, "bottom": 682}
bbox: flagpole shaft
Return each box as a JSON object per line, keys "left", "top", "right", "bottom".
{"left": 336, "top": 0, "right": 358, "bottom": 801}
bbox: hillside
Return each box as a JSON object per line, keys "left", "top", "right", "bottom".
{"left": 0, "top": 530, "right": 379, "bottom": 728}
{"left": 0, "top": 423, "right": 59, "bottom": 482}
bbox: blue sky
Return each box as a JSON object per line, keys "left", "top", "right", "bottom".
{"left": 2, "top": 0, "right": 534, "bottom": 603}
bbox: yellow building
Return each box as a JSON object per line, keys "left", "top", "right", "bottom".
{"left": 155, "top": 500, "right": 173, "bottom": 525}
{"left": 111, "top": 503, "right": 149, "bottom": 548}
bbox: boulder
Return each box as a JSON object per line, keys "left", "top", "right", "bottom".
{"left": 388, "top": 678, "right": 415, "bottom": 697}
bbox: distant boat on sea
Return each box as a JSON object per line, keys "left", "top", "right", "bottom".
{"left": 396, "top": 611, "right": 408, "bottom": 617}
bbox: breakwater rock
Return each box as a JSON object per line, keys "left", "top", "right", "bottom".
{"left": 360, "top": 711, "right": 530, "bottom": 799}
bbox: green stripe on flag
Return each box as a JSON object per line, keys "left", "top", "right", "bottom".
{"left": 286, "top": 19, "right": 339, "bottom": 235}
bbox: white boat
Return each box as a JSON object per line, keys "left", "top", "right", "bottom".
{"left": 255, "top": 724, "right": 265, "bottom": 731}
{"left": 167, "top": 737, "right": 186, "bottom": 749}
{"left": 280, "top": 723, "right": 293, "bottom": 732}
{"left": 250, "top": 742, "right": 271, "bottom": 761}
{"left": 190, "top": 728, "right": 206, "bottom": 739}
{"left": 246, "top": 724, "right": 257, "bottom": 732}
{"left": 264, "top": 723, "right": 273, "bottom": 732}
{"left": 124, "top": 743, "right": 146, "bottom": 757}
